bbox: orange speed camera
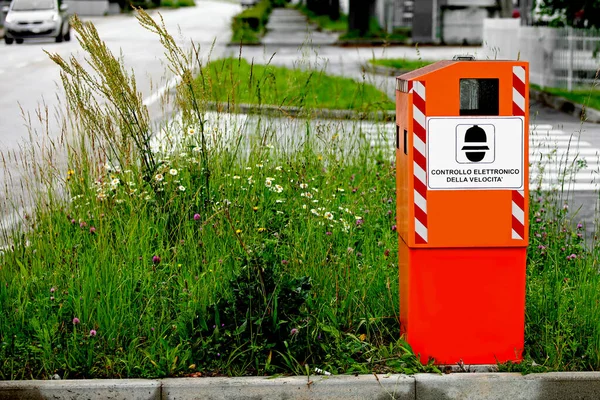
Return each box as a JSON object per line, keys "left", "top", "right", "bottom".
{"left": 396, "top": 59, "right": 529, "bottom": 365}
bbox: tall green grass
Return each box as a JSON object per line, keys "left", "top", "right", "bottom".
{"left": 0, "top": 8, "right": 600, "bottom": 380}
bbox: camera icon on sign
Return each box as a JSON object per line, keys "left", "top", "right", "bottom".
{"left": 456, "top": 124, "right": 495, "bottom": 164}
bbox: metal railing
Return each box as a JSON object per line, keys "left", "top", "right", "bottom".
{"left": 483, "top": 19, "right": 600, "bottom": 89}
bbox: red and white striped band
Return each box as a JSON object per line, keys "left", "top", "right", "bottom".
{"left": 410, "top": 80, "right": 428, "bottom": 244}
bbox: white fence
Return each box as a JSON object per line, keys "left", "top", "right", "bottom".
{"left": 483, "top": 18, "right": 600, "bottom": 89}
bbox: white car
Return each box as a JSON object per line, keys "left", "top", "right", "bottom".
{"left": 2, "top": 0, "right": 71, "bottom": 45}
{"left": 241, "top": 0, "right": 258, "bottom": 8}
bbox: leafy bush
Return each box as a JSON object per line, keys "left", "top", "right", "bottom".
{"left": 160, "top": 0, "right": 195, "bottom": 8}
{"left": 231, "top": 0, "right": 272, "bottom": 43}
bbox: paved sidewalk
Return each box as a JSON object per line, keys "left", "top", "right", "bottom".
{"left": 262, "top": 8, "right": 339, "bottom": 47}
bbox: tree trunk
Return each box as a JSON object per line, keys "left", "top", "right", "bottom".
{"left": 348, "top": 0, "right": 371, "bottom": 35}
{"left": 496, "top": 0, "right": 513, "bottom": 18}
{"left": 329, "top": 0, "right": 340, "bottom": 20}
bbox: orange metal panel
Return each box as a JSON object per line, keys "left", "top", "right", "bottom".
{"left": 402, "top": 247, "right": 526, "bottom": 365}
{"left": 396, "top": 61, "right": 529, "bottom": 365}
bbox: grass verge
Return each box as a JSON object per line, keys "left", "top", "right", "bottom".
{"left": 231, "top": 0, "right": 272, "bottom": 44}
{"left": 196, "top": 58, "right": 395, "bottom": 112}
{"left": 295, "top": 4, "right": 347, "bottom": 32}
{"left": 0, "top": 9, "right": 600, "bottom": 380}
{"left": 367, "top": 58, "right": 435, "bottom": 71}
{"left": 532, "top": 83, "right": 600, "bottom": 111}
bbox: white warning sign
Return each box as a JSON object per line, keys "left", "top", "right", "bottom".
{"left": 427, "top": 117, "right": 524, "bottom": 190}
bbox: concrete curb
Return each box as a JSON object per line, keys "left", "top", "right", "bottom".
{"left": 530, "top": 87, "right": 600, "bottom": 124}
{"left": 2, "top": 373, "right": 600, "bottom": 399}
{"left": 206, "top": 101, "right": 396, "bottom": 122}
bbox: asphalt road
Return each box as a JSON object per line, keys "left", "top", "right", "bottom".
{"left": 0, "top": 0, "right": 240, "bottom": 234}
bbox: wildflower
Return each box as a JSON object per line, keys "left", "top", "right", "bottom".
{"left": 337, "top": 188, "right": 345, "bottom": 192}
{"left": 73, "top": 317, "right": 80, "bottom": 325}
{"left": 194, "top": 213, "right": 201, "bottom": 221}
{"left": 538, "top": 245, "right": 546, "bottom": 250}
{"left": 89, "top": 330, "right": 97, "bottom": 337}
{"left": 265, "top": 178, "right": 273, "bottom": 188}
{"left": 50, "top": 287, "right": 55, "bottom": 293}
{"left": 300, "top": 183, "right": 308, "bottom": 189}
{"left": 258, "top": 227, "right": 266, "bottom": 232}
{"left": 567, "top": 254, "right": 577, "bottom": 261}
{"left": 188, "top": 127, "right": 196, "bottom": 135}
{"left": 301, "top": 192, "right": 313, "bottom": 199}
{"left": 253, "top": 206, "right": 258, "bottom": 211}
{"left": 275, "top": 199, "right": 284, "bottom": 203}
{"left": 193, "top": 146, "right": 201, "bottom": 153}
{"left": 248, "top": 176, "right": 254, "bottom": 185}
{"left": 155, "top": 173, "right": 164, "bottom": 182}
{"left": 169, "top": 169, "right": 178, "bottom": 176}
{"left": 310, "top": 209, "right": 320, "bottom": 216}
{"left": 281, "top": 259, "right": 289, "bottom": 265}
{"left": 178, "top": 186, "right": 186, "bottom": 192}
{"left": 577, "top": 223, "right": 583, "bottom": 229}
{"left": 89, "top": 227, "right": 96, "bottom": 234}
{"left": 302, "top": 205, "right": 307, "bottom": 209}
{"left": 110, "top": 178, "right": 120, "bottom": 188}
{"left": 391, "top": 225, "right": 397, "bottom": 232}
{"left": 290, "top": 328, "right": 299, "bottom": 336}
{"left": 326, "top": 231, "right": 332, "bottom": 235}
{"left": 275, "top": 166, "right": 282, "bottom": 171}
{"left": 152, "top": 255, "right": 161, "bottom": 264}
{"left": 324, "top": 212, "right": 334, "bottom": 220}
{"left": 274, "top": 185, "right": 283, "bottom": 193}
{"left": 347, "top": 247, "right": 354, "bottom": 254}
{"left": 50, "top": 296, "right": 55, "bottom": 301}
{"left": 256, "top": 164, "right": 264, "bottom": 168}
{"left": 384, "top": 249, "right": 390, "bottom": 257}
{"left": 356, "top": 219, "right": 364, "bottom": 226}
{"left": 536, "top": 218, "right": 542, "bottom": 223}
{"left": 236, "top": 229, "right": 242, "bottom": 234}
{"left": 245, "top": 167, "right": 251, "bottom": 170}
{"left": 563, "top": 204, "right": 568, "bottom": 210}
{"left": 233, "top": 175, "right": 240, "bottom": 180}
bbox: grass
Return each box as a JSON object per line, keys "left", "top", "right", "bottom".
{"left": 368, "top": 58, "right": 435, "bottom": 71}
{"left": 231, "top": 0, "right": 272, "bottom": 44}
{"left": 195, "top": 58, "right": 395, "bottom": 112}
{"left": 1, "top": 8, "right": 600, "bottom": 380}
{"left": 531, "top": 84, "right": 600, "bottom": 111}
{"left": 160, "top": 0, "right": 195, "bottom": 8}
{"left": 295, "top": 4, "right": 347, "bottom": 32}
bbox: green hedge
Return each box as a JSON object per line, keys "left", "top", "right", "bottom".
{"left": 233, "top": 0, "right": 272, "bottom": 31}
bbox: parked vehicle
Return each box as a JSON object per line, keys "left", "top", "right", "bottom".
{"left": 2, "top": 0, "right": 70, "bottom": 45}
{"left": 240, "top": 0, "right": 258, "bottom": 8}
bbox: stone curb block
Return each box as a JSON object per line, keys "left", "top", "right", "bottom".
{"left": 0, "top": 379, "right": 161, "bottom": 400}
{"left": 415, "top": 372, "right": 600, "bottom": 400}
{"left": 161, "top": 375, "right": 415, "bottom": 400}
{"left": 3, "top": 373, "right": 600, "bottom": 399}
{"left": 206, "top": 101, "right": 396, "bottom": 122}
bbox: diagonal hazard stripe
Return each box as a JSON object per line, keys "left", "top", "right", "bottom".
{"left": 512, "top": 190, "right": 525, "bottom": 210}
{"left": 414, "top": 203, "right": 428, "bottom": 227}
{"left": 512, "top": 215, "right": 525, "bottom": 239}
{"left": 413, "top": 118, "right": 426, "bottom": 143}
{"left": 414, "top": 176, "right": 427, "bottom": 199}
{"left": 513, "top": 73, "right": 526, "bottom": 96}
{"left": 413, "top": 147, "right": 427, "bottom": 172}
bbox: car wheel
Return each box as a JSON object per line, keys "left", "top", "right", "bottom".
{"left": 15, "top": 38, "right": 24, "bottom": 44}
{"left": 4, "top": 37, "right": 14, "bottom": 45}
{"left": 55, "top": 27, "right": 64, "bottom": 43}
{"left": 64, "top": 28, "right": 71, "bottom": 42}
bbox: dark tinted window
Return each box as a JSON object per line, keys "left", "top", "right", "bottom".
{"left": 460, "top": 79, "right": 499, "bottom": 116}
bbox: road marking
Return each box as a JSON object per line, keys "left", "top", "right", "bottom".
{"left": 362, "top": 122, "right": 600, "bottom": 192}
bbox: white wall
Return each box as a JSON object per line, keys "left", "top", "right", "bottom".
{"left": 443, "top": 7, "right": 489, "bottom": 44}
